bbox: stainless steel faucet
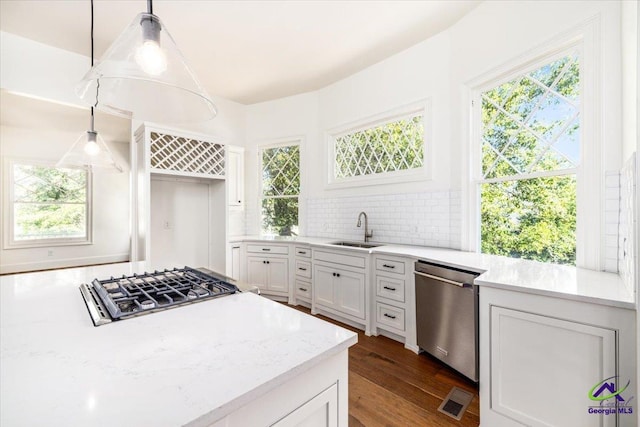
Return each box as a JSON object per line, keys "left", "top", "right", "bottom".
{"left": 356, "top": 211, "right": 373, "bottom": 243}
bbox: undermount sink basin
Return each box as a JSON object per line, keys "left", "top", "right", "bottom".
{"left": 329, "top": 241, "right": 382, "bottom": 249}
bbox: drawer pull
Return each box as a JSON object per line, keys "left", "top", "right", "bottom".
{"left": 297, "top": 251, "right": 307, "bottom": 255}
{"left": 298, "top": 267, "right": 307, "bottom": 271}
{"left": 262, "top": 248, "right": 271, "bottom": 251}
{"left": 383, "top": 313, "right": 396, "bottom": 319}
{"left": 382, "top": 264, "right": 395, "bottom": 269}
{"left": 298, "top": 287, "right": 308, "bottom": 292}
{"left": 383, "top": 286, "right": 396, "bottom": 291}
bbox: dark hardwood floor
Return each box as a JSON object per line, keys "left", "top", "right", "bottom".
{"left": 288, "top": 305, "right": 480, "bottom": 427}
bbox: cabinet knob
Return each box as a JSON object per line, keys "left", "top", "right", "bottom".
{"left": 332, "top": 272, "right": 336, "bottom": 277}
{"left": 266, "top": 261, "right": 270, "bottom": 264}
{"left": 238, "top": 200, "right": 241, "bottom": 203}
{"left": 336, "top": 273, "right": 340, "bottom": 278}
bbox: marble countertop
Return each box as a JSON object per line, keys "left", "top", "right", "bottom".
{"left": 0, "top": 262, "right": 357, "bottom": 427}
{"left": 229, "top": 235, "right": 635, "bottom": 309}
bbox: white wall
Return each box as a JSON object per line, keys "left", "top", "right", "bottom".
{"left": 244, "top": 0, "right": 626, "bottom": 256}
{"left": 245, "top": 92, "right": 319, "bottom": 235}
{"left": 0, "top": 124, "right": 130, "bottom": 274}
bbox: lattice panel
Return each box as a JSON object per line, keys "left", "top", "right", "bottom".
{"left": 149, "top": 132, "right": 225, "bottom": 176}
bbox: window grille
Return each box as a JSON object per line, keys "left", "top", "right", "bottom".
{"left": 333, "top": 114, "right": 424, "bottom": 180}
{"left": 478, "top": 51, "right": 580, "bottom": 265}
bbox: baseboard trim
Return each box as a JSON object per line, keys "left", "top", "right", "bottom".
{"left": 0, "top": 253, "right": 130, "bottom": 275}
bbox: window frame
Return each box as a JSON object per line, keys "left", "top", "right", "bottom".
{"left": 326, "top": 100, "right": 431, "bottom": 189}
{"left": 464, "top": 19, "right": 602, "bottom": 269}
{"left": 257, "top": 139, "right": 302, "bottom": 237}
{"left": 3, "top": 158, "right": 93, "bottom": 249}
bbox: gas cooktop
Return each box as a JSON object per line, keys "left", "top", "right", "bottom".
{"left": 80, "top": 267, "right": 238, "bottom": 326}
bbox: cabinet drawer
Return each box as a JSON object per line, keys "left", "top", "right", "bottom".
{"left": 376, "top": 303, "right": 405, "bottom": 332}
{"left": 375, "top": 258, "right": 405, "bottom": 275}
{"left": 314, "top": 250, "right": 366, "bottom": 269}
{"left": 247, "top": 244, "right": 289, "bottom": 255}
{"left": 376, "top": 275, "right": 405, "bottom": 303}
{"left": 295, "top": 260, "right": 312, "bottom": 279}
{"left": 295, "top": 279, "right": 312, "bottom": 300}
{"left": 294, "top": 246, "right": 311, "bottom": 258}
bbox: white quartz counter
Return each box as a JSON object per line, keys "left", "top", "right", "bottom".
{"left": 229, "top": 235, "right": 635, "bottom": 309}
{"left": 0, "top": 262, "right": 357, "bottom": 427}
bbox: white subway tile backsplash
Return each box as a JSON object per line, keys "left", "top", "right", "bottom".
{"left": 305, "top": 190, "right": 462, "bottom": 249}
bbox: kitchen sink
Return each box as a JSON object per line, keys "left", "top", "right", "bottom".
{"left": 329, "top": 241, "right": 382, "bottom": 249}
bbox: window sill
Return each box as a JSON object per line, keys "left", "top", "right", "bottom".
{"left": 4, "top": 239, "right": 93, "bottom": 250}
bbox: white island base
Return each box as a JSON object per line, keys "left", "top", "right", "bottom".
{"left": 207, "top": 350, "right": 347, "bottom": 427}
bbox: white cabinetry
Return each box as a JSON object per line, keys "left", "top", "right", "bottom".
{"left": 245, "top": 244, "right": 290, "bottom": 298}
{"left": 312, "top": 248, "right": 370, "bottom": 334}
{"left": 480, "top": 286, "right": 636, "bottom": 427}
{"left": 227, "top": 146, "right": 244, "bottom": 209}
{"left": 371, "top": 254, "right": 417, "bottom": 351}
{"left": 294, "top": 245, "right": 312, "bottom": 306}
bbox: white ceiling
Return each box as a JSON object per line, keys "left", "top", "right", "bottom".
{"left": 0, "top": 0, "right": 480, "bottom": 105}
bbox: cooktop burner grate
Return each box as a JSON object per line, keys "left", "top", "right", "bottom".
{"left": 81, "top": 267, "right": 238, "bottom": 325}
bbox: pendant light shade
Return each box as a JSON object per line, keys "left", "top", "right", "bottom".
{"left": 58, "top": 123, "right": 123, "bottom": 173}
{"left": 75, "top": 12, "right": 217, "bottom": 123}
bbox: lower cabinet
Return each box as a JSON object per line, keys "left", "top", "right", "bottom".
{"left": 246, "top": 256, "right": 289, "bottom": 295}
{"left": 480, "top": 286, "right": 636, "bottom": 427}
{"left": 314, "top": 265, "right": 366, "bottom": 321}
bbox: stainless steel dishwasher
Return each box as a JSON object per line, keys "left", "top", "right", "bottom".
{"left": 414, "top": 260, "right": 480, "bottom": 382}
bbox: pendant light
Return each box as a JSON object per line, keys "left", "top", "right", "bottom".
{"left": 75, "top": 0, "right": 217, "bottom": 123}
{"left": 58, "top": 0, "right": 123, "bottom": 173}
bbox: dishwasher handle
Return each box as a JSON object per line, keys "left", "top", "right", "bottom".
{"left": 414, "top": 270, "right": 466, "bottom": 287}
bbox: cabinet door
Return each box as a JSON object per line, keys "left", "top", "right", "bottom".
{"left": 247, "top": 257, "right": 268, "bottom": 291}
{"left": 227, "top": 149, "right": 244, "bottom": 207}
{"left": 267, "top": 257, "right": 289, "bottom": 292}
{"left": 272, "top": 383, "right": 338, "bottom": 427}
{"left": 230, "top": 245, "right": 241, "bottom": 280}
{"left": 490, "top": 307, "right": 616, "bottom": 427}
{"left": 335, "top": 269, "right": 366, "bottom": 320}
{"left": 314, "top": 266, "right": 336, "bottom": 307}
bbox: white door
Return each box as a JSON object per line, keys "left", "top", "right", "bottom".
{"left": 247, "top": 257, "right": 268, "bottom": 291}
{"left": 149, "top": 178, "right": 209, "bottom": 268}
{"left": 314, "top": 266, "right": 336, "bottom": 308}
{"left": 267, "top": 258, "right": 289, "bottom": 293}
{"left": 335, "top": 269, "right": 366, "bottom": 320}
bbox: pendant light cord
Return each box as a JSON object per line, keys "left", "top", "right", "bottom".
{"left": 91, "top": 0, "right": 99, "bottom": 126}
{"left": 147, "top": 0, "right": 153, "bottom": 14}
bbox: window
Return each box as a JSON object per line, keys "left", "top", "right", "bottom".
{"left": 328, "top": 104, "right": 428, "bottom": 186}
{"left": 8, "top": 162, "right": 90, "bottom": 247}
{"left": 260, "top": 144, "right": 300, "bottom": 236}
{"left": 477, "top": 51, "right": 580, "bottom": 265}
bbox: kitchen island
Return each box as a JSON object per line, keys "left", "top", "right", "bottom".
{"left": 0, "top": 262, "right": 357, "bottom": 427}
